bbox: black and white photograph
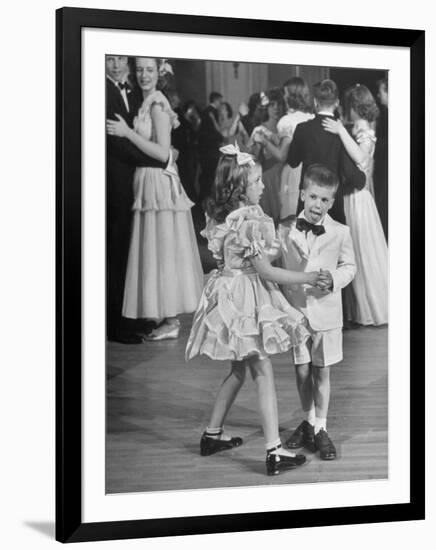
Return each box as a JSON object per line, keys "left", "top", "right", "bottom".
{"left": 51, "top": 5, "right": 426, "bottom": 545}
{"left": 105, "top": 55, "right": 389, "bottom": 493}
{"left": 2, "top": 0, "right": 433, "bottom": 547}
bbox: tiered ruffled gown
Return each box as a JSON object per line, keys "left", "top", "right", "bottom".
{"left": 122, "top": 91, "right": 204, "bottom": 320}
{"left": 185, "top": 205, "right": 309, "bottom": 361}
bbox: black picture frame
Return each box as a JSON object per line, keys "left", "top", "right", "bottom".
{"left": 56, "top": 7, "right": 425, "bottom": 543}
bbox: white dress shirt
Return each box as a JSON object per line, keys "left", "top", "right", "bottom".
{"left": 297, "top": 211, "right": 326, "bottom": 253}
{"left": 107, "top": 75, "right": 130, "bottom": 112}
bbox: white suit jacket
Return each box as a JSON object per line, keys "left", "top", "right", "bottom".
{"left": 279, "top": 213, "right": 356, "bottom": 331}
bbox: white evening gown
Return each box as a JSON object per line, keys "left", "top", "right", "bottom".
{"left": 343, "top": 120, "right": 388, "bottom": 326}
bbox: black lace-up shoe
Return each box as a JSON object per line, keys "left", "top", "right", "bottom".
{"left": 314, "top": 429, "right": 337, "bottom": 460}
{"left": 285, "top": 420, "right": 316, "bottom": 452}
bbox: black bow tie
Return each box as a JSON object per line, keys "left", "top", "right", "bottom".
{"left": 117, "top": 82, "right": 129, "bottom": 91}
{"left": 296, "top": 218, "right": 325, "bottom": 236}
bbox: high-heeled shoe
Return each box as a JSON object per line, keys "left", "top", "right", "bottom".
{"left": 200, "top": 431, "right": 243, "bottom": 456}
{"left": 266, "top": 444, "right": 306, "bottom": 476}
{"left": 143, "top": 320, "right": 180, "bottom": 341}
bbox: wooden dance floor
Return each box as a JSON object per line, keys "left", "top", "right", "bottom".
{"left": 106, "top": 318, "right": 388, "bottom": 494}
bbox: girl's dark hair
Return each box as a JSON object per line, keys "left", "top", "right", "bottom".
{"left": 283, "top": 77, "right": 313, "bottom": 112}
{"left": 247, "top": 92, "right": 261, "bottom": 116}
{"left": 260, "top": 87, "right": 286, "bottom": 122}
{"left": 221, "top": 101, "right": 233, "bottom": 119}
{"left": 204, "top": 155, "right": 256, "bottom": 223}
{"left": 344, "top": 84, "right": 379, "bottom": 123}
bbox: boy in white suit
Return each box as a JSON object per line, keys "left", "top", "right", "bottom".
{"left": 279, "top": 164, "right": 356, "bottom": 460}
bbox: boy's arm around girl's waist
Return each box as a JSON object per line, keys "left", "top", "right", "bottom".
{"left": 107, "top": 133, "right": 168, "bottom": 169}
{"left": 330, "top": 225, "right": 357, "bottom": 292}
{"left": 106, "top": 100, "right": 168, "bottom": 169}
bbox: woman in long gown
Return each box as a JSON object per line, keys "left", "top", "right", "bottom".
{"left": 277, "top": 77, "right": 314, "bottom": 220}
{"left": 106, "top": 57, "right": 203, "bottom": 340}
{"left": 248, "top": 88, "right": 286, "bottom": 224}
{"left": 322, "top": 84, "right": 388, "bottom": 326}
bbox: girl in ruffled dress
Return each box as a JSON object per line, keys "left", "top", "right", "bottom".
{"left": 186, "top": 144, "right": 322, "bottom": 475}
{"left": 322, "top": 84, "right": 388, "bottom": 326}
{"left": 107, "top": 57, "right": 203, "bottom": 340}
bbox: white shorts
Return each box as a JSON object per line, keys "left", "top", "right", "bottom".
{"left": 292, "top": 327, "right": 343, "bottom": 367}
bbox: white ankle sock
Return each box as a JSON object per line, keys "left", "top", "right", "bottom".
{"left": 206, "top": 426, "right": 232, "bottom": 441}
{"left": 314, "top": 417, "right": 327, "bottom": 435}
{"left": 266, "top": 437, "right": 282, "bottom": 451}
{"left": 305, "top": 405, "right": 316, "bottom": 426}
{"left": 205, "top": 426, "right": 222, "bottom": 439}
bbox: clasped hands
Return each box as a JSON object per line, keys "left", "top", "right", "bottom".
{"left": 309, "top": 269, "right": 333, "bottom": 291}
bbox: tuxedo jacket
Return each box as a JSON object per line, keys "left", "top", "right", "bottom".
{"left": 106, "top": 79, "right": 167, "bottom": 214}
{"left": 287, "top": 114, "right": 366, "bottom": 223}
{"left": 279, "top": 213, "right": 356, "bottom": 331}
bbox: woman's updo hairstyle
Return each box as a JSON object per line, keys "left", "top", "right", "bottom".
{"left": 204, "top": 155, "right": 256, "bottom": 223}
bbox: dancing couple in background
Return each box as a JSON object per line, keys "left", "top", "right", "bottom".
{"left": 106, "top": 56, "right": 203, "bottom": 343}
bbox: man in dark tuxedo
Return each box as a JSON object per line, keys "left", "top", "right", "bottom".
{"left": 198, "top": 91, "right": 224, "bottom": 203}
{"left": 106, "top": 55, "right": 168, "bottom": 343}
{"left": 287, "top": 79, "right": 365, "bottom": 224}
{"left": 374, "top": 77, "right": 388, "bottom": 241}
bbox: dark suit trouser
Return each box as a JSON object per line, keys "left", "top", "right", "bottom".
{"left": 107, "top": 197, "right": 134, "bottom": 337}
{"left": 198, "top": 150, "right": 220, "bottom": 203}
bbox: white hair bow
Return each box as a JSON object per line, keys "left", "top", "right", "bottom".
{"left": 159, "top": 59, "right": 174, "bottom": 77}
{"left": 219, "top": 143, "right": 255, "bottom": 167}
{"left": 260, "top": 91, "right": 269, "bottom": 106}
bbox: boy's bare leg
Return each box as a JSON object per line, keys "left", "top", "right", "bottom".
{"left": 312, "top": 365, "right": 336, "bottom": 460}
{"left": 286, "top": 363, "right": 315, "bottom": 450}
{"left": 295, "top": 363, "right": 314, "bottom": 412}
{"left": 312, "top": 365, "right": 330, "bottom": 421}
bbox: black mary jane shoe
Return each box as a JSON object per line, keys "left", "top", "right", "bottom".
{"left": 200, "top": 431, "right": 243, "bottom": 456}
{"left": 266, "top": 444, "right": 307, "bottom": 476}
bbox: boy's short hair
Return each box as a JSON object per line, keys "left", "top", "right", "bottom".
{"left": 209, "top": 91, "right": 223, "bottom": 104}
{"left": 302, "top": 164, "right": 339, "bottom": 193}
{"left": 313, "top": 79, "right": 339, "bottom": 108}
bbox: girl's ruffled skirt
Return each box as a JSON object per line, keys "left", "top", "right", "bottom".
{"left": 185, "top": 269, "right": 309, "bottom": 361}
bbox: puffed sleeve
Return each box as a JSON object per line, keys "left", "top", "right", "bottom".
{"left": 149, "top": 91, "right": 180, "bottom": 129}
{"left": 201, "top": 216, "right": 226, "bottom": 264}
{"left": 353, "top": 121, "right": 376, "bottom": 171}
{"left": 241, "top": 219, "right": 265, "bottom": 259}
{"left": 277, "top": 117, "right": 294, "bottom": 140}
